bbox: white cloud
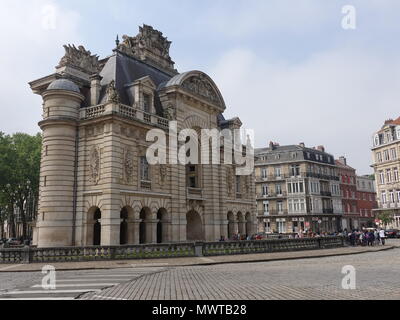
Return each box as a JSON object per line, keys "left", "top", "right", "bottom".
{"left": 0, "top": 0, "right": 81, "bottom": 135}
{"left": 211, "top": 47, "right": 400, "bottom": 174}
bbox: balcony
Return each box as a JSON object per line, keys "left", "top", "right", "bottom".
{"left": 320, "top": 191, "right": 332, "bottom": 197}
{"left": 257, "top": 192, "right": 288, "bottom": 200}
{"left": 81, "top": 103, "right": 170, "bottom": 129}
{"left": 187, "top": 188, "right": 203, "bottom": 199}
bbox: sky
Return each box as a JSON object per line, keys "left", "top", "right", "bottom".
{"left": 1, "top": 0, "right": 400, "bottom": 175}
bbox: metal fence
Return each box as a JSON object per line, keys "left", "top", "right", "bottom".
{"left": 0, "top": 237, "right": 345, "bottom": 264}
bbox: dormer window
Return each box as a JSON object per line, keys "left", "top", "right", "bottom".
{"left": 143, "top": 93, "right": 152, "bottom": 113}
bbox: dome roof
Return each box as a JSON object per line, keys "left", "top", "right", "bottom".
{"left": 47, "top": 79, "right": 80, "bottom": 93}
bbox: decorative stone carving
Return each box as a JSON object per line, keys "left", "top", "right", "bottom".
{"left": 163, "top": 104, "right": 176, "bottom": 121}
{"left": 182, "top": 74, "right": 220, "bottom": 105}
{"left": 226, "top": 167, "right": 234, "bottom": 196}
{"left": 89, "top": 147, "right": 100, "bottom": 185}
{"left": 58, "top": 44, "right": 100, "bottom": 74}
{"left": 117, "top": 25, "right": 176, "bottom": 72}
{"left": 106, "top": 80, "right": 120, "bottom": 103}
{"left": 159, "top": 165, "right": 167, "bottom": 185}
{"left": 124, "top": 148, "right": 134, "bottom": 184}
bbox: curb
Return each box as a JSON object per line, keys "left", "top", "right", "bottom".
{"left": 0, "top": 246, "right": 396, "bottom": 273}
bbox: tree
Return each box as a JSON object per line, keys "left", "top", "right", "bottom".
{"left": 0, "top": 132, "right": 42, "bottom": 239}
{"left": 376, "top": 211, "right": 395, "bottom": 228}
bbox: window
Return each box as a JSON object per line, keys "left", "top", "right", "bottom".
{"left": 381, "top": 191, "right": 387, "bottom": 204}
{"left": 387, "top": 169, "right": 392, "bottom": 183}
{"left": 275, "top": 167, "right": 281, "bottom": 178}
{"left": 290, "top": 165, "right": 300, "bottom": 177}
{"left": 374, "top": 135, "right": 380, "bottom": 146}
{"left": 390, "top": 190, "right": 395, "bottom": 203}
{"left": 262, "top": 184, "right": 268, "bottom": 196}
{"left": 276, "top": 184, "right": 282, "bottom": 195}
{"left": 140, "top": 156, "right": 150, "bottom": 181}
{"left": 391, "top": 148, "right": 397, "bottom": 160}
{"left": 379, "top": 171, "right": 385, "bottom": 184}
{"left": 277, "top": 221, "right": 286, "bottom": 234}
{"left": 277, "top": 201, "right": 283, "bottom": 213}
{"left": 394, "top": 168, "right": 399, "bottom": 182}
{"left": 143, "top": 93, "right": 152, "bottom": 113}
{"left": 263, "top": 201, "right": 269, "bottom": 214}
{"left": 384, "top": 150, "right": 390, "bottom": 161}
{"left": 376, "top": 152, "right": 382, "bottom": 163}
{"left": 236, "top": 176, "right": 241, "bottom": 194}
{"left": 261, "top": 168, "right": 267, "bottom": 179}
{"left": 187, "top": 165, "right": 199, "bottom": 188}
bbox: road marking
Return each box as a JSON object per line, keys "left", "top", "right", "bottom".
{"left": 0, "top": 264, "right": 23, "bottom": 271}
{"left": 5, "top": 289, "right": 102, "bottom": 295}
{"left": 55, "top": 279, "right": 130, "bottom": 283}
{"left": 31, "top": 283, "right": 117, "bottom": 288}
{"left": 0, "top": 297, "right": 76, "bottom": 300}
{"left": 92, "top": 295, "right": 128, "bottom": 300}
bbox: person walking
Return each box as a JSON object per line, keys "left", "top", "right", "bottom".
{"left": 379, "top": 229, "right": 386, "bottom": 246}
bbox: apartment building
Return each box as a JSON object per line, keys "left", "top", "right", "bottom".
{"left": 371, "top": 117, "right": 400, "bottom": 229}
{"left": 335, "top": 157, "right": 359, "bottom": 230}
{"left": 255, "top": 142, "right": 343, "bottom": 234}
{"left": 356, "top": 175, "right": 378, "bottom": 228}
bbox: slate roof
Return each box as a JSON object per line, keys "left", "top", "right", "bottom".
{"left": 98, "top": 50, "right": 173, "bottom": 116}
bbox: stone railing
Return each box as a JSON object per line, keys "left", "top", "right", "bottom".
{"left": 203, "top": 237, "right": 344, "bottom": 257}
{"left": 0, "top": 237, "right": 344, "bottom": 264}
{"left": 81, "top": 103, "right": 170, "bottom": 129}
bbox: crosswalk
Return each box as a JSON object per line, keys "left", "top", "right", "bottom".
{"left": 0, "top": 267, "right": 168, "bottom": 300}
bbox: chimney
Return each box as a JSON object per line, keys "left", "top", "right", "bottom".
{"left": 338, "top": 156, "right": 347, "bottom": 166}
{"left": 316, "top": 145, "right": 325, "bottom": 153}
{"left": 90, "top": 74, "right": 103, "bottom": 106}
{"left": 299, "top": 142, "right": 305, "bottom": 148}
{"left": 269, "top": 141, "right": 275, "bottom": 150}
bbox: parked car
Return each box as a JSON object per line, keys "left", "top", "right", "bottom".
{"left": 385, "top": 229, "right": 400, "bottom": 238}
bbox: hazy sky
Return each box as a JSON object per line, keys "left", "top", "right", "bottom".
{"left": 1, "top": 0, "right": 400, "bottom": 175}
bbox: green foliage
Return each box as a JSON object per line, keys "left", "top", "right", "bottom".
{"left": 0, "top": 132, "right": 42, "bottom": 238}
{"left": 377, "top": 211, "right": 395, "bottom": 227}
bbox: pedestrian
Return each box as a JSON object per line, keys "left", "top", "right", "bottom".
{"left": 379, "top": 229, "right": 386, "bottom": 246}
{"left": 368, "top": 231, "right": 375, "bottom": 246}
{"left": 374, "top": 229, "right": 380, "bottom": 246}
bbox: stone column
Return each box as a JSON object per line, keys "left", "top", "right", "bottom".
{"left": 145, "top": 220, "right": 159, "bottom": 244}
{"left": 127, "top": 219, "right": 141, "bottom": 245}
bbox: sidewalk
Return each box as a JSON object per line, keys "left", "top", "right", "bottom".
{"left": 1, "top": 243, "right": 397, "bottom": 273}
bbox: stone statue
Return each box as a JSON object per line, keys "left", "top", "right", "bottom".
{"left": 163, "top": 104, "right": 176, "bottom": 120}
{"left": 58, "top": 44, "right": 100, "bottom": 74}
{"left": 106, "top": 80, "right": 120, "bottom": 103}
{"left": 159, "top": 165, "right": 167, "bottom": 185}
{"left": 117, "top": 25, "right": 175, "bottom": 72}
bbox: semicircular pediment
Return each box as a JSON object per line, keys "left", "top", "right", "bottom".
{"left": 161, "top": 71, "right": 226, "bottom": 110}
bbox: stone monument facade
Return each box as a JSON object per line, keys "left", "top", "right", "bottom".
{"left": 29, "top": 25, "right": 256, "bottom": 248}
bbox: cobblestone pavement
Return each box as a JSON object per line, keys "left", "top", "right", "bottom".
{"left": 80, "top": 246, "right": 400, "bottom": 300}
{"left": 0, "top": 267, "right": 168, "bottom": 300}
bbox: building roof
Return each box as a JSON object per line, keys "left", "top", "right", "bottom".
{"left": 98, "top": 50, "right": 173, "bottom": 116}
{"left": 335, "top": 160, "right": 356, "bottom": 172}
{"left": 47, "top": 79, "right": 80, "bottom": 93}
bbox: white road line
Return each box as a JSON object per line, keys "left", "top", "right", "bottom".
{"left": 0, "top": 264, "right": 24, "bottom": 271}
{"left": 92, "top": 295, "right": 128, "bottom": 301}
{"left": 55, "top": 279, "right": 129, "bottom": 283}
{"left": 0, "top": 298, "right": 76, "bottom": 300}
{"left": 5, "top": 289, "right": 102, "bottom": 295}
{"left": 31, "top": 283, "right": 117, "bottom": 288}
{"left": 69, "top": 274, "right": 139, "bottom": 277}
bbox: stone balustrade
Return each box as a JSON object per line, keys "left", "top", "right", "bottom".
{"left": 80, "top": 103, "right": 170, "bottom": 129}
{"left": 0, "top": 237, "right": 344, "bottom": 264}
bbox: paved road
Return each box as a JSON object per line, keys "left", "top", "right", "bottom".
{"left": 0, "top": 267, "right": 168, "bottom": 300}
{"left": 80, "top": 247, "right": 400, "bottom": 300}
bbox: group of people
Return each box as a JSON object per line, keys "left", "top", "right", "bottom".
{"left": 346, "top": 229, "right": 386, "bottom": 246}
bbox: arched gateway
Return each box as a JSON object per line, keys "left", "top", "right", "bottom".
{"left": 186, "top": 210, "right": 204, "bottom": 241}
